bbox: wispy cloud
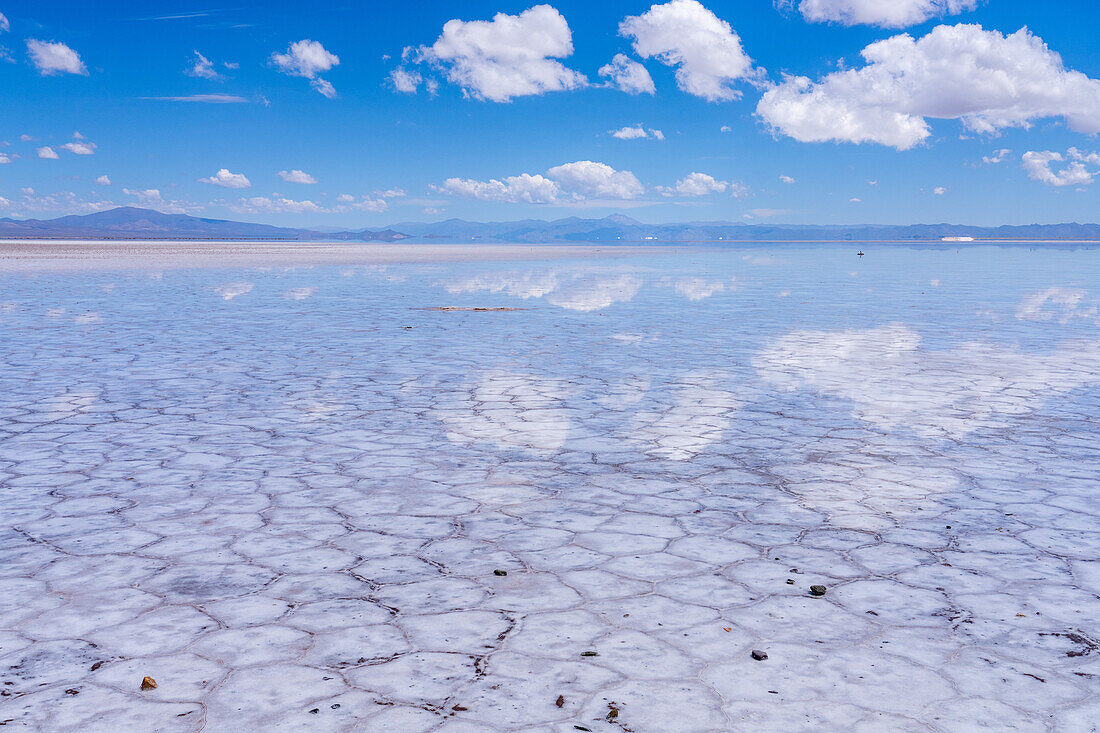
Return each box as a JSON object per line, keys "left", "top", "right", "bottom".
{"left": 139, "top": 94, "right": 251, "bottom": 103}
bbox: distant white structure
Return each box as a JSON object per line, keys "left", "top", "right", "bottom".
{"left": 942, "top": 236, "right": 976, "bottom": 242}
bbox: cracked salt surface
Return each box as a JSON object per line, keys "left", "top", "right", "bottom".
{"left": 1, "top": 242, "right": 1099, "bottom": 731}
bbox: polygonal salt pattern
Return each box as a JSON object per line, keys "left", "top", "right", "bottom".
{"left": 1, "top": 244, "right": 1099, "bottom": 731}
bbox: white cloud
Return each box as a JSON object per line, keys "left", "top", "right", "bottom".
{"left": 720, "top": 125, "right": 732, "bottom": 132}
{"left": 278, "top": 169, "right": 318, "bottom": 184}
{"left": 378, "top": 188, "right": 407, "bottom": 198}
{"left": 199, "top": 168, "right": 251, "bottom": 188}
{"left": 933, "top": 186, "right": 946, "bottom": 195}
{"left": 235, "top": 196, "right": 323, "bottom": 214}
{"left": 61, "top": 141, "right": 96, "bottom": 155}
{"left": 26, "top": 39, "right": 87, "bottom": 76}
{"left": 123, "top": 188, "right": 164, "bottom": 205}
{"left": 0, "top": 154, "right": 10, "bottom": 164}
{"left": 777, "top": 0, "right": 978, "bottom": 28}
{"left": 437, "top": 161, "right": 644, "bottom": 204}
{"left": 37, "top": 146, "right": 58, "bottom": 159}
{"left": 390, "top": 67, "right": 422, "bottom": 93}
{"left": 438, "top": 173, "right": 562, "bottom": 204}
{"left": 610, "top": 124, "right": 664, "bottom": 140}
{"left": 142, "top": 94, "right": 250, "bottom": 103}
{"left": 598, "top": 53, "right": 655, "bottom": 95}
{"left": 757, "top": 24, "right": 1100, "bottom": 150}
{"left": 95, "top": 175, "right": 111, "bottom": 186}
{"left": 336, "top": 197, "right": 388, "bottom": 213}
{"left": 779, "top": 174, "right": 795, "bottom": 184}
{"left": 0, "top": 196, "right": 9, "bottom": 208}
{"left": 1021, "top": 148, "right": 1100, "bottom": 187}
{"left": 619, "top": 0, "right": 760, "bottom": 102}
{"left": 271, "top": 39, "right": 340, "bottom": 98}
{"left": 0, "top": 12, "right": 8, "bottom": 33}
{"left": 185, "top": 51, "right": 220, "bottom": 80}
{"left": 671, "top": 172, "right": 729, "bottom": 196}
{"left": 414, "top": 5, "right": 586, "bottom": 103}
{"left": 546, "top": 160, "right": 644, "bottom": 199}
{"left": 983, "top": 148, "right": 1012, "bottom": 164}
{"left": 850, "top": 197, "right": 861, "bottom": 202}
{"left": 20, "top": 134, "right": 33, "bottom": 142}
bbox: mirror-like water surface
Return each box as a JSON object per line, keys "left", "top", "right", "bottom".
{"left": 1, "top": 243, "right": 1098, "bottom": 731}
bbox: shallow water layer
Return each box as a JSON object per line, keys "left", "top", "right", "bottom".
{"left": 1, "top": 243, "right": 1098, "bottom": 731}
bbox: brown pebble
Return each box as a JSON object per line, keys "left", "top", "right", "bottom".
{"left": 140, "top": 676, "right": 157, "bottom": 691}
{"left": 555, "top": 694, "right": 565, "bottom": 708}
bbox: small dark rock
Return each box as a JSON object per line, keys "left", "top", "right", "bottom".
{"left": 64, "top": 689, "right": 79, "bottom": 696}
{"left": 574, "top": 727, "right": 592, "bottom": 732}
{"left": 453, "top": 705, "right": 468, "bottom": 711}
{"left": 308, "top": 709, "right": 319, "bottom": 715}
{"left": 330, "top": 704, "right": 340, "bottom": 709}
{"left": 751, "top": 650, "right": 769, "bottom": 661}
{"left": 810, "top": 585, "right": 827, "bottom": 596}
{"left": 140, "top": 676, "right": 157, "bottom": 691}
{"left": 556, "top": 694, "right": 565, "bottom": 708}
{"left": 786, "top": 579, "right": 795, "bottom": 585}
{"left": 580, "top": 650, "right": 599, "bottom": 657}
{"left": 493, "top": 569, "right": 508, "bottom": 576}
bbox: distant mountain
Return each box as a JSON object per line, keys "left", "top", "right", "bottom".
{"left": 2, "top": 207, "right": 1100, "bottom": 243}
{"left": 0, "top": 207, "right": 406, "bottom": 242}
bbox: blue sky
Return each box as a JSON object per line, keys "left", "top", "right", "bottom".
{"left": 2, "top": 0, "right": 1099, "bottom": 227}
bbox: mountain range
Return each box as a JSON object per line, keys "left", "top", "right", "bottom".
{"left": 3, "top": 207, "right": 1100, "bottom": 243}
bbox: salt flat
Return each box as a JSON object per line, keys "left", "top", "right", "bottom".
{"left": 0, "top": 242, "right": 1098, "bottom": 731}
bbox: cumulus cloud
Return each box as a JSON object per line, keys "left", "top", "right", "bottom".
{"left": 199, "top": 168, "right": 251, "bottom": 188}
{"left": 334, "top": 196, "right": 388, "bottom": 213}
{"left": 37, "top": 146, "right": 58, "bottom": 159}
{"left": 235, "top": 196, "right": 323, "bottom": 214}
{"left": 669, "top": 172, "right": 730, "bottom": 196}
{"left": 61, "top": 141, "right": 96, "bottom": 155}
{"left": 0, "top": 154, "right": 10, "bottom": 164}
{"left": 619, "top": 0, "right": 760, "bottom": 102}
{"left": 123, "top": 188, "right": 164, "bottom": 205}
{"left": 95, "top": 175, "right": 111, "bottom": 185}
{"left": 777, "top": 0, "right": 978, "bottom": 28}
{"left": 546, "top": 160, "right": 645, "bottom": 199}
{"left": 185, "top": 51, "right": 220, "bottom": 80}
{"left": 610, "top": 124, "right": 664, "bottom": 140}
{"left": 598, "top": 53, "right": 655, "bottom": 95}
{"left": 779, "top": 174, "right": 795, "bottom": 184}
{"left": 438, "top": 160, "right": 644, "bottom": 203}
{"left": 271, "top": 39, "right": 340, "bottom": 98}
{"left": 26, "top": 39, "right": 87, "bottom": 76}
{"left": 278, "top": 169, "right": 318, "bottom": 184}
{"left": 983, "top": 148, "right": 1012, "bottom": 164}
{"left": 438, "top": 173, "right": 562, "bottom": 204}
{"left": 390, "top": 67, "right": 422, "bottom": 93}
{"left": 757, "top": 24, "right": 1100, "bottom": 150}
{"left": 1021, "top": 148, "right": 1100, "bottom": 187}
{"left": 413, "top": 5, "right": 586, "bottom": 102}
